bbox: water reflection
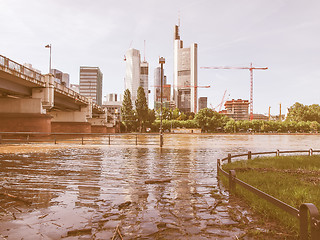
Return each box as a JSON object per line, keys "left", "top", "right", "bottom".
{"left": 1, "top": 134, "right": 320, "bottom": 238}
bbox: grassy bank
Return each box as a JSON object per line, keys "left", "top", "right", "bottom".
{"left": 221, "top": 155, "right": 320, "bottom": 235}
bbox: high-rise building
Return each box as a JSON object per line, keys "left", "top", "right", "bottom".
{"left": 79, "top": 66, "right": 103, "bottom": 105}
{"left": 173, "top": 25, "right": 198, "bottom": 113}
{"left": 50, "top": 69, "right": 70, "bottom": 87}
{"left": 125, "top": 48, "right": 149, "bottom": 106}
{"left": 154, "top": 67, "right": 171, "bottom": 110}
{"left": 198, "top": 97, "right": 207, "bottom": 110}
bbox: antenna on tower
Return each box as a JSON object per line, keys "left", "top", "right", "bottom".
{"left": 144, "top": 40, "right": 146, "bottom": 62}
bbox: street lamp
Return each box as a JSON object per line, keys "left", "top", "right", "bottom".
{"left": 45, "top": 44, "right": 52, "bottom": 73}
{"left": 159, "top": 57, "right": 165, "bottom": 147}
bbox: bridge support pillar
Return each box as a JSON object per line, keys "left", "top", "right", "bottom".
{"left": 88, "top": 114, "right": 107, "bottom": 133}
{"left": 0, "top": 98, "right": 51, "bottom": 133}
{"left": 50, "top": 104, "right": 92, "bottom": 133}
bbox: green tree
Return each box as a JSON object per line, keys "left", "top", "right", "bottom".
{"left": 194, "top": 108, "right": 229, "bottom": 132}
{"left": 135, "top": 86, "right": 148, "bottom": 132}
{"left": 172, "top": 108, "right": 180, "bottom": 120}
{"left": 286, "top": 102, "right": 320, "bottom": 123}
{"left": 121, "top": 89, "right": 135, "bottom": 132}
{"left": 145, "top": 109, "right": 156, "bottom": 130}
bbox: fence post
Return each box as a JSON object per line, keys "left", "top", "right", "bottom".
{"left": 81, "top": 137, "right": 84, "bottom": 145}
{"left": 276, "top": 149, "right": 280, "bottom": 157}
{"left": 299, "top": 203, "right": 320, "bottom": 240}
{"left": 309, "top": 148, "right": 313, "bottom": 156}
{"left": 248, "top": 151, "right": 252, "bottom": 160}
{"left": 0, "top": 135, "right": 2, "bottom": 144}
{"left": 108, "top": 135, "right": 111, "bottom": 145}
{"left": 228, "top": 154, "right": 232, "bottom": 164}
{"left": 217, "top": 159, "right": 221, "bottom": 175}
{"left": 136, "top": 134, "right": 138, "bottom": 145}
{"left": 54, "top": 137, "right": 57, "bottom": 144}
{"left": 27, "top": 135, "right": 29, "bottom": 144}
{"left": 229, "top": 170, "right": 236, "bottom": 194}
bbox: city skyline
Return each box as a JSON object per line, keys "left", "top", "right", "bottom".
{"left": 1, "top": 0, "right": 320, "bottom": 115}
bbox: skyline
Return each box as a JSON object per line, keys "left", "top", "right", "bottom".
{"left": 1, "top": 0, "right": 320, "bottom": 115}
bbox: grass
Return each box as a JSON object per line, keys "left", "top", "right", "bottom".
{"left": 220, "top": 155, "right": 320, "bottom": 235}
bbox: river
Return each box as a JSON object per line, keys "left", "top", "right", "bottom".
{"left": 0, "top": 134, "right": 319, "bottom": 239}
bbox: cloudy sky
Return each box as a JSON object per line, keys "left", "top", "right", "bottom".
{"left": 1, "top": 0, "right": 320, "bottom": 115}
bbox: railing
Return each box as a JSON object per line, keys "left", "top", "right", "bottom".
{"left": 54, "top": 82, "right": 88, "bottom": 104}
{"left": 217, "top": 149, "right": 320, "bottom": 240}
{"left": 0, "top": 54, "right": 45, "bottom": 86}
{"left": 0, "top": 132, "right": 159, "bottom": 146}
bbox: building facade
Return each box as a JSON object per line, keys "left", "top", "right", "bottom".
{"left": 125, "top": 48, "right": 149, "bottom": 106}
{"left": 223, "top": 99, "right": 249, "bottom": 120}
{"left": 173, "top": 25, "right": 198, "bottom": 113}
{"left": 79, "top": 66, "right": 103, "bottom": 105}
{"left": 198, "top": 97, "right": 207, "bottom": 111}
{"left": 154, "top": 67, "right": 171, "bottom": 110}
{"left": 51, "top": 69, "right": 70, "bottom": 87}
{"left": 103, "top": 93, "right": 122, "bottom": 128}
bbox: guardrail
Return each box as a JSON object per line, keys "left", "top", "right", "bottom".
{"left": 217, "top": 149, "right": 320, "bottom": 240}
{"left": 0, "top": 132, "right": 159, "bottom": 146}
{"left": 0, "top": 54, "right": 45, "bottom": 86}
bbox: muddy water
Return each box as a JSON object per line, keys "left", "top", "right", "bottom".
{"left": 0, "top": 134, "right": 319, "bottom": 239}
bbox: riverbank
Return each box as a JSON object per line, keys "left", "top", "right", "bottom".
{"left": 221, "top": 155, "right": 320, "bottom": 236}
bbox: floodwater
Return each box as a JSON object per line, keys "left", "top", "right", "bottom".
{"left": 0, "top": 134, "right": 319, "bottom": 239}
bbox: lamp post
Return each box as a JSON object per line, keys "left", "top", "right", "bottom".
{"left": 45, "top": 44, "right": 52, "bottom": 73}
{"left": 159, "top": 57, "right": 165, "bottom": 147}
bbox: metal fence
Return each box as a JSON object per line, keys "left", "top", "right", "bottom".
{"left": 217, "top": 149, "right": 320, "bottom": 240}
{"left": 0, "top": 132, "right": 160, "bottom": 146}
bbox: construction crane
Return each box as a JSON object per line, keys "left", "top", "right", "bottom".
{"left": 151, "top": 85, "right": 210, "bottom": 88}
{"left": 216, "top": 89, "right": 228, "bottom": 112}
{"left": 201, "top": 63, "right": 268, "bottom": 120}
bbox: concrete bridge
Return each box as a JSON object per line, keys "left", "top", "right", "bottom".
{"left": 0, "top": 54, "right": 114, "bottom": 133}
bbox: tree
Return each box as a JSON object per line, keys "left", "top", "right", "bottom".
{"left": 286, "top": 102, "right": 320, "bottom": 123}
{"left": 121, "top": 89, "right": 135, "bottom": 132}
{"left": 194, "top": 108, "right": 229, "bottom": 132}
{"left": 135, "top": 86, "right": 148, "bottom": 132}
{"left": 172, "top": 108, "right": 180, "bottom": 120}
{"left": 145, "top": 109, "right": 156, "bottom": 130}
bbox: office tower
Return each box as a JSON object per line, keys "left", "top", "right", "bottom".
{"left": 198, "top": 97, "right": 207, "bottom": 110}
{"left": 173, "top": 25, "right": 198, "bottom": 113}
{"left": 125, "top": 48, "right": 149, "bottom": 106}
{"left": 140, "top": 60, "right": 149, "bottom": 104}
{"left": 50, "top": 69, "right": 70, "bottom": 87}
{"left": 154, "top": 67, "right": 171, "bottom": 110}
{"left": 79, "top": 66, "right": 103, "bottom": 105}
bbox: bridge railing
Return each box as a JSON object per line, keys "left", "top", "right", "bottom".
{"left": 217, "top": 150, "right": 320, "bottom": 240}
{"left": 54, "top": 82, "right": 88, "bottom": 104}
{"left": 0, "top": 54, "right": 44, "bottom": 86}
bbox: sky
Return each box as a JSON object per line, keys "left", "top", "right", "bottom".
{"left": 1, "top": 0, "right": 320, "bottom": 116}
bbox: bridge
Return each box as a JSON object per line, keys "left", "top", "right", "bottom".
{"left": 0, "top": 54, "right": 116, "bottom": 134}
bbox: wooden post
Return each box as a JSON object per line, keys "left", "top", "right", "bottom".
{"left": 248, "top": 151, "right": 252, "bottom": 160}
{"left": 309, "top": 148, "right": 313, "bottom": 156}
{"left": 229, "top": 170, "right": 236, "bottom": 194}
{"left": 228, "top": 154, "right": 232, "bottom": 163}
{"left": 81, "top": 137, "right": 84, "bottom": 145}
{"left": 135, "top": 134, "right": 138, "bottom": 145}
{"left": 276, "top": 149, "right": 280, "bottom": 157}
{"left": 108, "top": 135, "right": 111, "bottom": 145}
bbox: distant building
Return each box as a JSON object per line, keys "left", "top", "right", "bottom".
{"left": 223, "top": 99, "right": 249, "bottom": 120}
{"left": 125, "top": 48, "right": 149, "bottom": 106}
{"left": 252, "top": 114, "right": 268, "bottom": 121}
{"left": 154, "top": 67, "right": 171, "bottom": 110}
{"left": 51, "top": 69, "right": 70, "bottom": 87}
{"left": 70, "top": 84, "right": 80, "bottom": 93}
{"left": 79, "top": 66, "right": 103, "bottom": 105}
{"left": 198, "top": 97, "right": 207, "bottom": 110}
{"left": 103, "top": 93, "right": 122, "bottom": 127}
{"left": 173, "top": 25, "right": 198, "bottom": 113}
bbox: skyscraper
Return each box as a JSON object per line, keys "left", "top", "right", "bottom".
{"left": 79, "top": 66, "right": 103, "bottom": 105}
{"left": 154, "top": 67, "right": 171, "bottom": 110}
{"left": 173, "top": 25, "right": 198, "bottom": 113}
{"left": 124, "top": 48, "right": 149, "bottom": 106}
